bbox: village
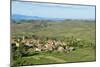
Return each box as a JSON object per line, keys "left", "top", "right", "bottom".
{"left": 11, "top": 35, "right": 77, "bottom": 53}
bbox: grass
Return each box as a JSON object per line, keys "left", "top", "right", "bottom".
{"left": 15, "top": 47, "right": 95, "bottom": 66}
{"left": 11, "top": 20, "right": 95, "bottom": 42}
{"left": 11, "top": 20, "right": 96, "bottom": 66}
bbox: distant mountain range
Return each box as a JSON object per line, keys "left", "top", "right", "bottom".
{"left": 12, "top": 14, "right": 65, "bottom": 21}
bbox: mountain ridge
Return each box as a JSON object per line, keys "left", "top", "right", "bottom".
{"left": 12, "top": 14, "right": 65, "bottom": 21}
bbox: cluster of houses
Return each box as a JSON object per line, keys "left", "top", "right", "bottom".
{"left": 11, "top": 36, "right": 75, "bottom": 53}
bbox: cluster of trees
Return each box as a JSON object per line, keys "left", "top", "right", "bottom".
{"left": 11, "top": 43, "right": 34, "bottom": 66}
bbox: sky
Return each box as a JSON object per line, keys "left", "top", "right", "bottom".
{"left": 12, "top": 1, "right": 95, "bottom": 20}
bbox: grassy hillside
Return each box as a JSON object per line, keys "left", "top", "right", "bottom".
{"left": 11, "top": 20, "right": 95, "bottom": 43}
{"left": 11, "top": 20, "right": 96, "bottom": 66}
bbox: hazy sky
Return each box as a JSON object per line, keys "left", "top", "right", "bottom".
{"left": 12, "top": 1, "right": 95, "bottom": 20}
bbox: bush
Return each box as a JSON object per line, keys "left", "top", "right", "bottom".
{"left": 18, "top": 44, "right": 29, "bottom": 56}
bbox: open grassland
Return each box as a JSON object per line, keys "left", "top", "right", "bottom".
{"left": 11, "top": 20, "right": 96, "bottom": 66}
{"left": 11, "top": 20, "right": 95, "bottom": 42}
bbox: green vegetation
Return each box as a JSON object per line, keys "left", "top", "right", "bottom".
{"left": 11, "top": 20, "right": 96, "bottom": 67}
